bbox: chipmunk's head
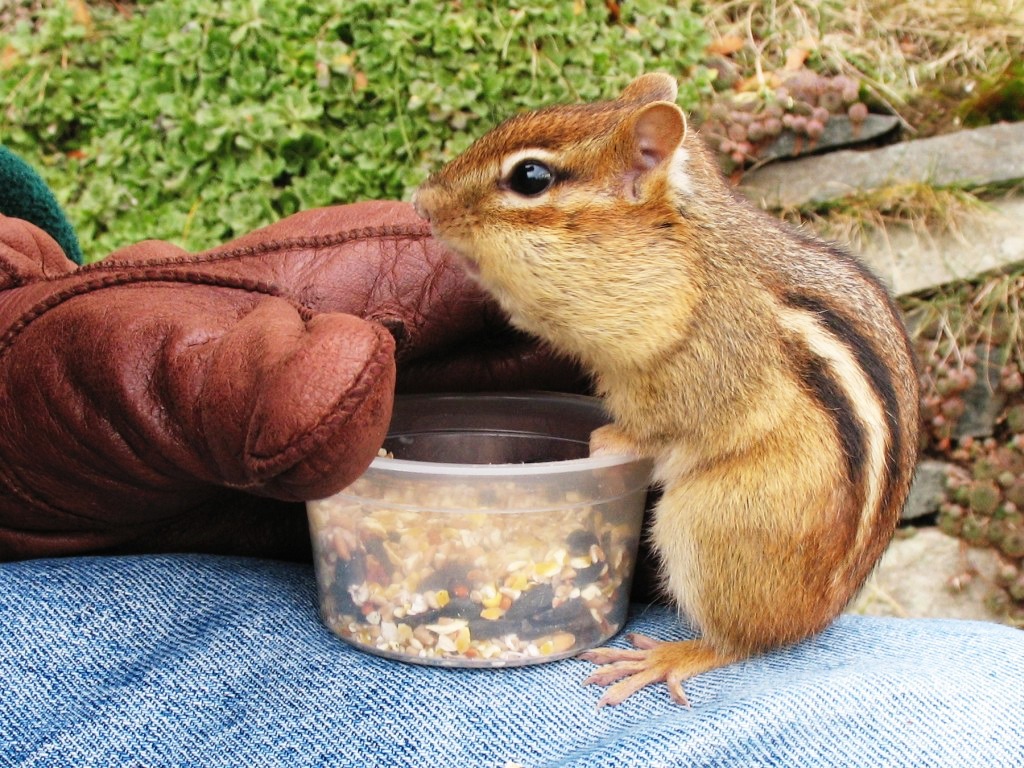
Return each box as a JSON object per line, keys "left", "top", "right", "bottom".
{"left": 413, "top": 73, "right": 707, "bottom": 370}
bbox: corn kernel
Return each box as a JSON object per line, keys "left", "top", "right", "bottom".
{"left": 550, "top": 632, "right": 577, "bottom": 654}
{"left": 534, "top": 561, "right": 561, "bottom": 579}
{"left": 505, "top": 573, "right": 529, "bottom": 592}
{"left": 480, "top": 584, "right": 502, "bottom": 608}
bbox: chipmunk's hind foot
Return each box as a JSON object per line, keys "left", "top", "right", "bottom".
{"left": 579, "top": 634, "right": 737, "bottom": 708}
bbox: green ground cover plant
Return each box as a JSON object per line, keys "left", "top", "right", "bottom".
{"left": 1, "top": 0, "right": 712, "bottom": 261}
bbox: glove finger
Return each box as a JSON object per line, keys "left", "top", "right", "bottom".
{"left": 199, "top": 298, "right": 396, "bottom": 500}
{"left": 0, "top": 215, "right": 78, "bottom": 288}
{"left": 92, "top": 201, "right": 492, "bottom": 365}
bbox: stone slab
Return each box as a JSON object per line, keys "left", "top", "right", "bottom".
{"left": 757, "top": 114, "right": 901, "bottom": 164}
{"left": 902, "top": 460, "right": 952, "bottom": 521}
{"left": 857, "top": 196, "right": 1024, "bottom": 296}
{"left": 740, "top": 121, "right": 1024, "bottom": 209}
{"left": 849, "top": 527, "right": 1007, "bottom": 623}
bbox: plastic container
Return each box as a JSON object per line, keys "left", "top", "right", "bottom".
{"left": 307, "top": 392, "right": 652, "bottom": 667}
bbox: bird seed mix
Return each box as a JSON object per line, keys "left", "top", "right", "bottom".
{"left": 309, "top": 479, "right": 640, "bottom": 666}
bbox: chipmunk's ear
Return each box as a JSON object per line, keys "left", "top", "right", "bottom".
{"left": 620, "top": 73, "right": 678, "bottom": 104}
{"left": 627, "top": 101, "right": 686, "bottom": 173}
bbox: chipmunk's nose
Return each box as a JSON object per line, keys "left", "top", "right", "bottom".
{"left": 411, "top": 188, "right": 431, "bottom": 222}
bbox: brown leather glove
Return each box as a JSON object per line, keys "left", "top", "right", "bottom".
{"left": 0, "top": 201, "right": 582, "bottom": 561}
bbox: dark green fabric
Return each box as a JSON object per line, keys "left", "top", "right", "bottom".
{"left": 0, "top": 146, "right": 83, "bottom": 265}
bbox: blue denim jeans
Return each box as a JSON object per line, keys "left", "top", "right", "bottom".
{"left": 2, "top": 554, "right": 1022, "bottom": 767}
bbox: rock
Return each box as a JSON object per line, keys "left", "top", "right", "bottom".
{"left": 955, "top": 348, "right": 1006, "bottom": 439}
{"left": 857, "top": 196, "right": 1024, "bottom": 297}
{"left": 740, "top": 121, "right": 1024, "bottom": 209}
{"left": 903, "top": 460, "right": 953, "bottom": 520}
{"left": 850, "top": 527, "right": 1008, "bottom": 623}
{"left": 756, "top": 114, "right": 900, "bottom": 164}
{"left": 736, "top": 122, "right": 1024, "bottom": 297}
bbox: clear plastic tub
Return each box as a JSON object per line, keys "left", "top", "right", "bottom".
{"left": 306, "top": 392, "right": 652, "bottom": 667}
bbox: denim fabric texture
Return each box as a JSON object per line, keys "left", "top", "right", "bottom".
{"left": 2, "top": 554, "right": 1022, "bottom": 767}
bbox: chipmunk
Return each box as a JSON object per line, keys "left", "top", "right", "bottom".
{"left": 413, "top": 73, "right": 920, "bottom": 708}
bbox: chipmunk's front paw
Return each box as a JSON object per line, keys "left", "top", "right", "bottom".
{"left": 589, "top": 424, "right": 641, "bottom": 458}
{"left": 580, "top": 635, "right": 736, "bottom": 709}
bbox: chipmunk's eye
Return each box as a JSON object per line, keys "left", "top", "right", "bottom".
{"left": 507, "top": 159, "right": 554, "bottom": 196}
